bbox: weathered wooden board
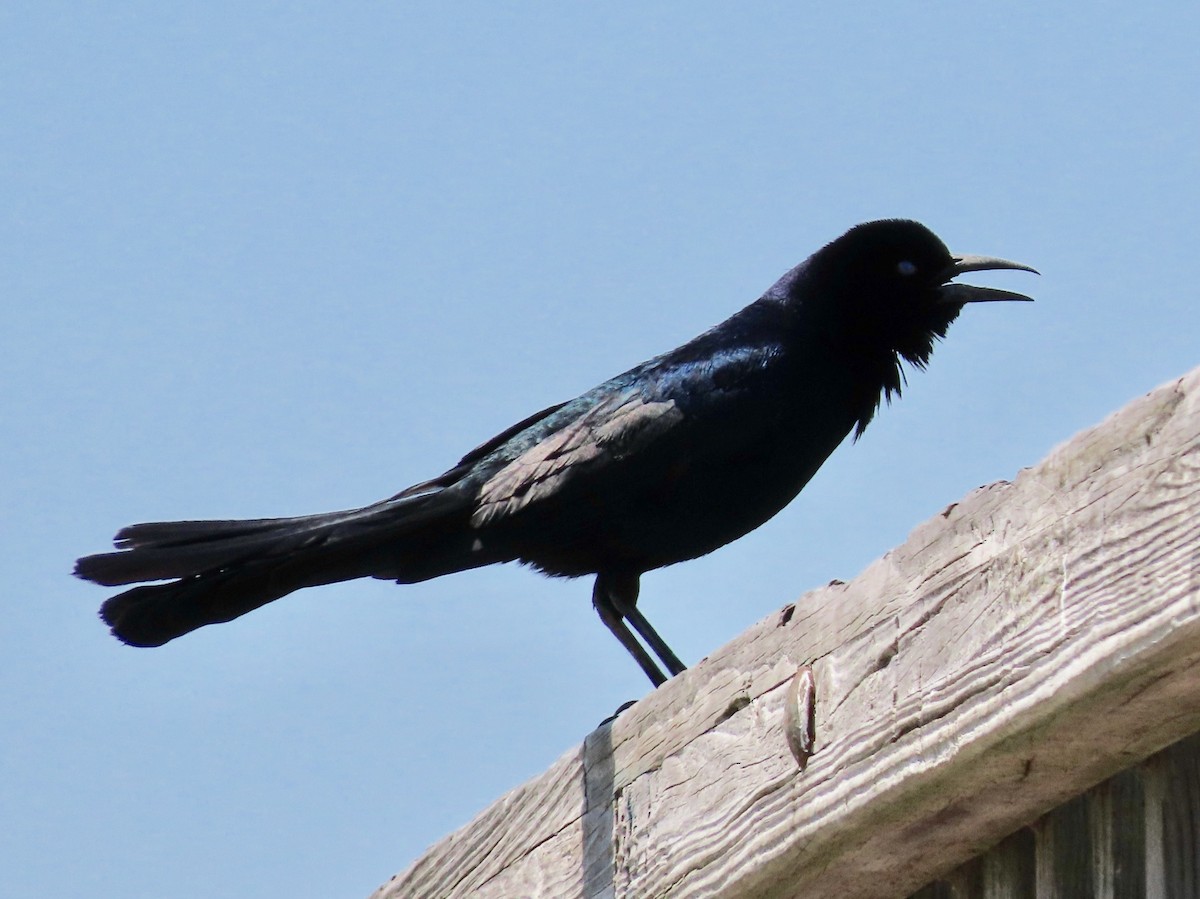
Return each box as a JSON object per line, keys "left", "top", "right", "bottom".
{"left": 909, "top": 731, "right": 1200, "bottom": 899}
{"left": 372, "top": 367, "right": 1200, "bottom": 899}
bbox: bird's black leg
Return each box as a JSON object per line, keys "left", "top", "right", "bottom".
{"left": 592, "top": 572, "right": 687, "bottom": 685}
{"left": 592, "top": 574, "right": 668, "bottom": 686}
{"left": 622, "top": 603, "right": 687, "bottom": 677}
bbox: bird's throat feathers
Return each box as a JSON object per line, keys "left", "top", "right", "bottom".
{"left": 844, "top": 307, "right": 961, "bottom": 439}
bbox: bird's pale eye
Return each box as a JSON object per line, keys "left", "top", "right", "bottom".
{"left": 896, "top": 260, "right": 918, "bottom": 277}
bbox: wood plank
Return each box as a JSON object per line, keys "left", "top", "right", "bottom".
{"left": 1160, "top": 734, "right": 1200, "bottom": 899}
{"left": 372, "top": 367, "right": 1200, "bottom": 899}
{"left": 912, "top": 729, "right": 1200, "bottom": 899}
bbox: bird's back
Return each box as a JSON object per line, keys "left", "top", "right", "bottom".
{"left": 456, "top": 294, "right": 868, "bottom": 577}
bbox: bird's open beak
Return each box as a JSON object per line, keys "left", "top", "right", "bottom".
{"left": 937, "top": 254, "right": 1039, "bottom": 305}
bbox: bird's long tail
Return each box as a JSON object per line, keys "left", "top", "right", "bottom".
{"left": 74, "top": 488, "right": 476, "bottom": 647}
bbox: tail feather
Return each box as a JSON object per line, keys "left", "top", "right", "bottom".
{"left": 100, "top": 565, "right": 294, "bottom": 647}
{"left": 77, "top": 489, "right": 479, "bottom": 646}
{"left": 75, "top": 493, "right": 460, "bottom": 587}
{"left": 113, "top": 515, "right": 339, "bottom": 549}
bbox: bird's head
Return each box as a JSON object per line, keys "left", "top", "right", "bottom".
{"left": 806, "top": 217, "right": 1035, "bottom": 363}
{"left": 799, "top": 218, "right": 1037, "bottom": 434}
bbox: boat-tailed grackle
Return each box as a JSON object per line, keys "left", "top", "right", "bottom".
{"left": 76, "top": 219, "right": 1036, "bottom": 685}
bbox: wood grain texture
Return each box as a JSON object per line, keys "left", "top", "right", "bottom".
{"left": 372, "top": 367, "right": 1200, "bottom": 899}
{"left": 912, "top": 731, "right": 1200, "bottom": 898}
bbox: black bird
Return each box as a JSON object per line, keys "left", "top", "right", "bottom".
{"left": 75, "top": 220, "right": 1035, "bottom": 686}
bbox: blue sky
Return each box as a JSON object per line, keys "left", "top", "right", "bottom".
{"left": 4, "top": 3, "right": 1199, "bottom": 897}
